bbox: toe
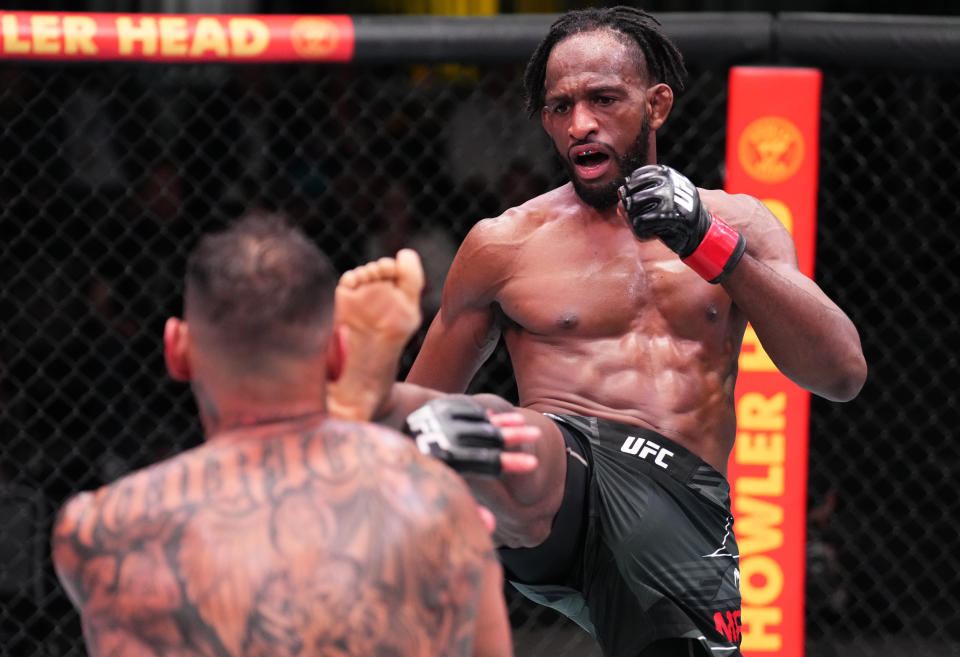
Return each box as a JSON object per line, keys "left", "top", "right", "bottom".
{"left": 356, "top": 263, "right": 378, "bottom": 283}
{"left": 339, "top": 270, "right": 359, "bottom": 288}
{"left": 375, "top": 257, "right": 397, "bottom": 280}
{"left": 395, "top": 249, "right": 425, "bottom": 299}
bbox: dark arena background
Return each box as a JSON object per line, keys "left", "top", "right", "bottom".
{"left": 2, "top": 9, "right": 960, "bottom": 657}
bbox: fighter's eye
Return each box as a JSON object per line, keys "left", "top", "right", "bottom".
{"left": 595, "top": 96, "right": 615, "bottom": 106}
{"left": 547, "top": 102, "right": 570, "bottom": 115}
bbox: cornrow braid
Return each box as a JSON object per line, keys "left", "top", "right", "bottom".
{"left": 523, "top": 6, "right": 687, "bottom": 117}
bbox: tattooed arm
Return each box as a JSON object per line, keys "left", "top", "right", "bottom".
{"left": 417, "top": 451, "right": 514, "bottom": 657}
{"left": 51, "top": 493, "right": 89, "bottom": 610}
{"left": 472, "top": 552, "right": 513, "bottom": 657}
{"left": 51, "top": 492, "right": 180, "bottom": 657}
{"left": 50, "top": 454, "right": 251, "bottom": 657}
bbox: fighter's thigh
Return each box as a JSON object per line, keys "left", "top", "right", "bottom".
{"left": 510, "top": 406, "right": 568, "bottom": 511}
{"left": 470, "top": 394, "right": 568, "bottom": 484}
{"left": 469, "top": 395, "right": 568, "bottom": 537}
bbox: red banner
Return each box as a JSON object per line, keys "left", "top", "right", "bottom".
{"left": 0, "top": 11, "right": 354, "bottom": 62}
{"left": 725, "top": 67, "right": 822, "bottom": 656}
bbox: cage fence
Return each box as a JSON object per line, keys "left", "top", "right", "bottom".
{"left": 2, "top": 15, "right": 960, "bottom": 657}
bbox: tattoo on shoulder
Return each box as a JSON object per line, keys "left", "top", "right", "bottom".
{"left": 52, "top": 421, "right": 493, "bottom": 657}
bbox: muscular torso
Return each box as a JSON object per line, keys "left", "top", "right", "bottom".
{"left": 52, "top": 419, "right": 494, "bottom": 657}
{"left": 480, "top": 186, "right": 746, "bottom": 471}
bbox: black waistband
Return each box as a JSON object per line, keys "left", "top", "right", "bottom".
{"left": 544, "top": 413, "right": 729, "bottom": 495}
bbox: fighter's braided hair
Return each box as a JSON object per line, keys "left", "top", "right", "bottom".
{"left": 523, "top": 6, "right": 687, "bottom": 118}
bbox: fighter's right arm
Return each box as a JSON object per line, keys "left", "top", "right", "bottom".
{"left": 50, "top": 493, "right": 163, "bottom": 657}
{"left": 50, "top": 493, "right": 91, "bottom": 610}
{"left": 406, "top": 220, "right": 505, "bottom": 392}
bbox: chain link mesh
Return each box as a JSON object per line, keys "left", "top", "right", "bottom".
{"left": 1, "top": 55, "right": 958, "bottom": 657}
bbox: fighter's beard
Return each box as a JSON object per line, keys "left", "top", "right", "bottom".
{"left": 561, "top": 117, "right": 652, "bottom": 210}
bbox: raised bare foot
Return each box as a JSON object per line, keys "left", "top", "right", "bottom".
{"left": 327, "top": 249, "right": 425, "bottom": 421}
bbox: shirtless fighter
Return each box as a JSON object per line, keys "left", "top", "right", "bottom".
{"left": 50, "top": 213, "right": 529, "bottom": 657}
{"left": 335, "top": 6, "right": 867, "bottom": 657}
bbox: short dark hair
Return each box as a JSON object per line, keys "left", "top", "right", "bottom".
{"left": 185, "top": 212, "right": 337, "bottom": 361}
{"left": 523, "top": 6, "right": 687, "bottom": 117}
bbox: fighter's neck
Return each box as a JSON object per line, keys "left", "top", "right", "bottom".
{"left": 560, "top": 183, "right": 624, "bottom": 223}
{"left": 197, "top": 391, "right": 329, "bottom": 441}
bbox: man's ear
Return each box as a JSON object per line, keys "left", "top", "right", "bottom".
{"left": 163, "top": 317, "right": 192, "bottom": 381}
{"left": 326, "top": 325, "right": 347, "bottom": 383}
{"left": 646, "top": 83, "right": 674, "bottom": 131}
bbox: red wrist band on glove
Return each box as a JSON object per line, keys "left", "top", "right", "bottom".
{"left": 682, "top": 214, "right": 747, "bottom": 284}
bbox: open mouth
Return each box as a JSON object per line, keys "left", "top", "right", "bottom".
{"left": 572, "top": 148, "right": 611, "bottom": 179}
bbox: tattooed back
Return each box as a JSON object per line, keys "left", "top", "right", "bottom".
{"left": 51, "top": 418, "right": 500, "bottom": 657}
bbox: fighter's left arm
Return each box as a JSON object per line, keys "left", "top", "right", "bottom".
{"left": 618, "top": 165, "right": 866, "bottom": 402}
{"left": 701, "top": 188, "right": 867, "bottom": 402}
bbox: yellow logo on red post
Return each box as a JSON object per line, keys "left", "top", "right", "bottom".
{"left": 759, "top": 199, "right": 793, "bottom": 234}
{"left": 738, "top": 117, "right": 805, "bottom": 184}
{"left": 290, "top": 17, "right": 340, "bottom": 59}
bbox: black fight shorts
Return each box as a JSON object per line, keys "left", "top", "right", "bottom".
{"left": 498, "top": 414, "right": 743, "bottom": 657}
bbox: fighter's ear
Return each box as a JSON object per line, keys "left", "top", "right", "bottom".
{"left": 163, "top": 317, "right": 192, "bottom": 381}
{"left": 326, "top": 324, "right": 347, "bottom": 383}
{"left": 646, "top": 83, "right": 674, "bottom": 131}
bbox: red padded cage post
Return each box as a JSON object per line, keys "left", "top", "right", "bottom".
{"left": 725, "top": 66, "right": 822, "bottom": 657}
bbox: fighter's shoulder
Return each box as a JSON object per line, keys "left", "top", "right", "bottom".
{"left": 353, "top": 418, "right": 494, "bottom": 558}
{"left": 340, "top": 418, "right": 474, "bottom": 481}
{"left": 319, "top": 418, "right": 420, "bottom": 463}
{"left": 50, "top": 466, "right": 152, "bottom": 590}
{"left": 463, "top": 185, "right": 567, "bottom": 252}
{"left": 52, "top": 488, "right": 95, "bottom": 542}
{"left": 52, "top": 451, "right": 183, "bottom": 536}
{"left": 52, "top": 458, "right": 146, "bottom": 529}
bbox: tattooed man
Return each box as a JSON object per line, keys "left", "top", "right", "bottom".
{"left": 51, "top": 213, "right": 521, "bottom": 657}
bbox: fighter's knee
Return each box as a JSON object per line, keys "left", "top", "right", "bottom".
{"left": 495, "top": 512, "right": 556, "bottom": 549}
{"left": 524, "top": 515, "right": 557, "bottom": 547}
{"left": 470, "top": 393, "right": 516, "bottom": 415}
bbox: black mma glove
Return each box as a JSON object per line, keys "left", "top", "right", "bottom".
{"left": 403, "top": 398, "right": 504, "bottom": 476}
{"left": 618, "top": 164, "right": 746, "bottom": 284}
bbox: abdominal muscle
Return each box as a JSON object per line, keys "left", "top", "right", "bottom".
{"left": 503, "top": 326, "right": 739, "bottom": 474}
